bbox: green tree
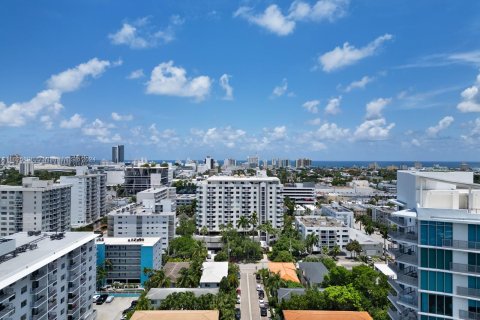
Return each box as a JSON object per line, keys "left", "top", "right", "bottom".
{"left": 200, "top": 226, "right": 209, "bottom": 243}
{"left": 329, "top": 245, "right": 341, "bottom": 260}
{"left": 236, "top": 215, "right": 251, "bottom": 234}
{"left": 250, "top": 211, "right": 258, "bottom": 242}
{"left": 273, "top": 250, "right": 295, "bottom": 262}
{"left": 143, "top": 268, "right": 171, "bottom": 290}
{"left": 322, "top": 285, "right": 363, "bottom": 311}
{"left": 305, "top": 233, "right": 320, "bottom": 254}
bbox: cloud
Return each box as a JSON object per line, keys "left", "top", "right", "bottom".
{"left": 315, "top": 122, "right": 349, "bottom": 140}
{"left": 109, "top": 16, "right": 183, "bottom": 49}
{"left": 397, "top": 50, "right": 480, "bottom": 69}
{"left": 365, "top": 97, "right": 391, "bottom": 120}
{"left": 344, "top": 75, "right": 373, "bottom": 92}
{"left": 457, "top": 72, "right": 480, "bottom": 112}
{"left": 111, "top": 112, "right": 133, "bottom": 121}
{"left": 127, "top": 69, "right": 145, "bottom": 79}
{"left": 40, "top": 115, "right": 53, "bottom": 130}
{"left": 324, "top": 96, "right": 341, "bottom": 115}
{"left": 60, "top": 113, "right": 86, "bottom": 129}
{"left": 411, "top": 138, "right": 421, "bottom": 147}
{"left": 461, "top": 118, "right": 480, "bottom": 144}
{"left": 353, "top": 118, "right": 395, "bottom": 140}
{"left": 0, "top": 58, "right": 112, "bottom": 127}
{"left": 234, "top": 5, "right": 295, "bottom": 36}
{"left": 82, "top": 119, "right": 121, "bottom": 143}
{"left": 191, "top": 126, "right": 247, "bottom": 148}
{"left": 234, "top": 0, "right": 349, "bottom": 36}
{"left": 303, "top": 100, "right": 320, "bottom": 113}
{"left": 272, "top": 78, "right": 293, "bottom": 97}
{"left": 219, "top": 74, "right": 234, "bottom": 100}
{"left": 426, "top": 116, "right": 454, "bottom": 137}
{"left": 307, "top": 117, "right": 322, "bottom": 125}
{"left": 146, "top": 61, "right": 212, "bottom": 101}
{"left": 318, "top": 34, "right": 393, "bottom": 72}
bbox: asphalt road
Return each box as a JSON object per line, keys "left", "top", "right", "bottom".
{"left": 239, "top": 263, "right": 269, "bottom": 320}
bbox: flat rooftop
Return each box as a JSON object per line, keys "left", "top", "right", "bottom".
{"left": 96, "top": 237, "right": 161, "bottom": 246}
{"left": 206, "top": 176, "right": 280, "bottom": 182}
{"left": 108, "top": 203, "right": 174, "bottom": 216}
{"left": 296, "top": 216, "right": 345, "bottom": 228}
{"left": 131, "top": 310, "right": 219, "bottom": 320}
{"left": 0, "top": 232, "right": 98, "bottom": 289}
{"left": 283, "top": 310, "right": 373, "bottom": 320}
{"left": 322, "top": 204, "right": 353, "bottom": 213}
{"left": 200, "top": 262, "right": 228, "bottom": 284}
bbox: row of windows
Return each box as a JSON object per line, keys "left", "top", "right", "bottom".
{"left": 420, "top": 270, "right": 452, "bottom": 293}
{"left": 420, "top": 248, "right": 452, "bottom": 270}
{"left": 420, "top": 293, "right": 452, "bottom": 316}
{"left": 420, "top": 221, "right": 453, "bottom": 246}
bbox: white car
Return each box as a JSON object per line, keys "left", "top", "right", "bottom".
{"left": 256, "top": 284, "right": 261, "bottom": 291}
{"left": 259, "top": 299, "right": 265, "bottom": 307}
{"left": 106, "top": 295, "right": 115, "bottom": 303}
{"left": 92, "top": 295, "right": 100, "bottom": 303}
{"left": 236, "top": 296, "right": 241, "bottom": 304}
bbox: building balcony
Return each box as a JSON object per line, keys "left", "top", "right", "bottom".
{"left": 388, "top": 278, "right": 403, "bottom": 293}
{"left": 31, "top": 270, "right": 48, "bottom": 281}
{"left": 32, "top": 295, "right": 47, "bottom": 308}
{"left": 388, "top": 263, "right": 418, "bottom": 287}
{"left": 0, "top": 289, "right": 14, "bottom": 304}
{"left": 387, "top": 216, "right": 410, "bottom": 227}
{"left": 389, "top": 231, "right": 418, "bottom": 243}
{"left": 450, "top": 263, "right": 480, "bottom": 275}
{"left": 443, "top": 239, "right": 480, "bottom": 252}
{"left": 31, "top": 285, "right": 47, "bottom": 295}
{"left": 388, "top": 248, "right": 418, "bottom": 265}
{"left": 459, "top": 309, "right": 480, "bottom": 320}
{"left": 457, "top": 286, "right": 480, "bottom": 298}
{"left": 0, "top": 304, "right": 14, "bottom": 320}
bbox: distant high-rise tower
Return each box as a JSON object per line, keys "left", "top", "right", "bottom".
{"left": 205, "top": 156, "right": 214, "bottom": 170}
{"left": 112, "top": 145, "right": 125, "bottom": 163}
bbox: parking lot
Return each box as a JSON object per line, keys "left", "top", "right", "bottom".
{"left": 93, "top": 297, "right": 137, "bottom": 320}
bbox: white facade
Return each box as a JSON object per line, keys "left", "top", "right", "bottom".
{"left": 176, "top": 194, "right": 196, "bottom": 206}
{"left": 0, "top": 232, "right": 97, "bottom": 320}
{"left": 107, "top": 203, "right": 175, "bottom": 251}
{"left": 59, "top": 167, "right": 107, "bottom": 228}
{"left": 282, "top": 183, "right": 316, "bottom": 205}
{"left": 137, "top": 186, "right": 176, "bottom": 212}
{"left": 19, "top": 161, "right": 35, "bottom": 176}
{"left": 199, "top": 262, "right": 228, "bottom": 288}
{"left": 0, "top": 177, "right": 72, "bottom": 237}
{"left": 295, "top": 215, "right": 350, "bottom": 251}
{"left": 195, "top": 176, "right": 284, "bottom": 232}
{"left": 321, "top": 203, "right": 354, "bottom": 228}
{"left": 387, "top": 170, "right": 480, "bottom": 320}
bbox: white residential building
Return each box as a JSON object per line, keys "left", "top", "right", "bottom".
{"left": 321, "top": 203, "right": 354, "bottom": 228}
{"left": 195, "top": 176, "right": 284, "bottom": 232}
{"left": 295, "top": 215, "right": 350, "bottom": 251}
{"left": 0, "top": 231, "right": 97, "bottom": 320}
{"left": 0, "top": 177, "right": 72, "bottom": 237}
{"left": 19, "top": 161, "right": 35, "bottom": 176}
{"left": 124, "top": 166, "right": 170, "bottom": 196}
{"left": 137, "top": 187, "right": 176, "bottom": 211}
{"left": 282, "top": 183, "right": 316, "bottom": 205}
{"left": 199, "top": 262, "right": 228, "bottom": 288}
{"left": 176, "top": 194, "right": 196, "bottom": 206}
{"left": 387, "top": 170, "right": 480, "bottom": 320}
{"left": 107, "top": 203, "right": 175, "bottom": 251}
{"left": 96, "top": 237, "right": 162, "bottom": 285}
{"left": 59, "top": 167, "right": 106, "bottom": 228}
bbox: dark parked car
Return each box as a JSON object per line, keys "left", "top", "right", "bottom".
{"left": 131, "top": 300, "right": 138, "bottom": 307}
{"left": 258, "top": 291, "right": 265, "bottom": 299}
{"left": 95, "top": 294, "right": 109, "bottom": 305}
{"left": 260, "top": 307, "right": 268, "bottom": 317}
{"left": 235, "top": 308, "right": 241, "bottom": 320}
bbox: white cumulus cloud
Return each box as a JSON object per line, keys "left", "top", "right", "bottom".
{"left": 234, "top": 0, "right": 349, "bottom": 36}
{"left": 303, "top": 100, "right": 320, "bottom": 113}
{"left": 353, "top": 118, "right": 395, "bottom": 141}
{"left": 0, "top": 58, "right": 112, "bottom": 127}
{"left": 318, "top": 34, "right": 393, "bottom": 72}
{"left": 146, "top": 61, "right": 212, "bottom": 101}
{"left": 127, "top": 69, "right": 145, "bottom": 79}
{"left": 457, "top": 72, "right": 480, "bottom": 112}
{"left": 344, "top": 75, "right": 373, "bottom": 92}
{"left": 365, "top": 97, "right": 391, "bottom": 120}
{"left": 324, "top": 96, "right": 342, "bottom": 115}
{"left": 219, "top": 74, "right": 234, "bottom": 100}
{"left": 60, "top": 113, "right": 86, "bottom": 129}
{"left": 272, "top": 78, "right": 293, "bottom": 97}
{"left": 111, "top": 112, "right": 133, "bottom": 121}
{"left": 426, "top": 116, "right": 454, "bottom": 137}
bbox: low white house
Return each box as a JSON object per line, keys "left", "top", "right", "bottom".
{"left": 199, "top": 262, "right": 228, "bottom": 288}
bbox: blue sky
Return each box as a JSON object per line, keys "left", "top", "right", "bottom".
{"left": 1, "top": 0, "right": 480, "bottom": 161}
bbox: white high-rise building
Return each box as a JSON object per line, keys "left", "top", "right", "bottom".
{"left": 0, "top": 232, "right": 98, "bottom": 320}
{"left": 196, "top": 176, "right": 284, "bottom": 232}
{"left": 0, "top": 177, "right": 72, "bottom": 237}
{"left": 19, "top": 161, "right": 35, "bottom": 176}
{"left": 59, "top": 167, "right": 106, "bottom": 228}
{"left": 321, "top": 203, "right": 354, "bottom": 228}
{"left": 387, "top": 170, "right": 480, "bottom": 320}
{"left": 282, "top": 183, "right": 316, "bottom": 206}
{"left": 295, "top": 215, "right": 350, "bottom": 251}
{"left": 136, "top": 186, "right": 177, "bottom": 213}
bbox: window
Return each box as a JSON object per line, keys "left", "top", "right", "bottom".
{"left": 420, "top": 248, "right": 452, "bottom": 270}
{"left": 420, "top": 270, "right": 452, "bottom": 293}
{"left": 21, "top": 300, "right": 27, "bottom": 308}
{"left": 21, "top": 286, "right": 27, "bottom": 294}
{"left": 420, "top": 293, "right": 452, "bottom": 316}
{"left": 420, "top": 221, "right": 452, "bottom": 246}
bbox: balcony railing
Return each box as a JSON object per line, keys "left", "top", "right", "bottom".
{"left": 458, "top": 286, "right": 480, "bottom": 298}
{"left": 388, "top": 307, "right": 400, "bottom": 320}
{"left": 388, "top": 216, "right": 410, "bottom": 227}
{"left": 0, "top": 289, "right": 14, "bottom": 304}
{"left": 389, "top": 231, "right": 418, "bottom": 243}
{"left": 0, "top": 304, "right": 15, "bottom": 320}
{"left": 388, "top": 248, "right": 418, "bottom": 265}
{"left": 398, "top": 291, "right": 418, "bottom": 308}
{"left": 451, "top": 263, "right": 480, "bottom": 275}
{"left": 443, "top": 239, "right": 480, "bottom": 251}
{"left": 459, "top": 309, "right": 480, "bottom": 320}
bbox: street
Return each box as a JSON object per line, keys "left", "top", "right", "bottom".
{"left": 239, "top": 263, "right": 269, "bottom": 320}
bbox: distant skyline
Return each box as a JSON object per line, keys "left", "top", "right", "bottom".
{"left": 1, "top": 1, "right": 480, "bottom": 160}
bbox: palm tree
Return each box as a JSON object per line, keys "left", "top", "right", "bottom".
{"left": 305, "top": 233, "right": 320, "bottom": 254}
{"left": 236, "top": 215, "right": 251, "bottom": 235}
{"left": 250, "top": 211, "right": 258, "bottom": 242}
{"left": 143, "top": 268, "right": 171, "bottom": 290}
{"left": 329, "top": 245, "right": 341, "bottom": 260}
{"left": 365, "top": 223, "right": 375, "bottom": 235}
{"left": 200, "top": 226, "right": 209, "bottom": 243}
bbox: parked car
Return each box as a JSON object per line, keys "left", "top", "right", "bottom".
{"left": 96, "top": 294, "right": 109, "bottom": 305}
{"left": 92, "top": 294, "right": 100, "bottom": 303}
{"left": 255, "top": 273, "right": 261, "bottom": 280}
{"left": 235, "top": 308, "right": 241, "bottom": 320}
{"left": 260, "top": 307, "right": 268, "bottom": 317}
{"left": 258, "top": 291, "right": 265, "bottom": 299}
{"left": 131, "top": 300, "right": 138, "bottom": 307}
{"left": 122, "top": 307, "right": 134, "bottom": 315}
{"left": 236, "top": 296, "right": 241, "bottom": 304}
{"left": 256, "top": 284, "right": 261, "bottom": 291}
{"left": 106, "top": 295, "right": 115, "bottom": 303}
{"left": 259, "top": 299, "right": 265, "bottom": 308}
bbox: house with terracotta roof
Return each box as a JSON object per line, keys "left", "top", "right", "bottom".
{"left": 283, "top": 310, "right": 373, "bottom": 320}
{"left": 131, "top": 310, "right": 219, "bottom": 320}
{"left": 268, "top": 262, "right": 300, "bottom": 283}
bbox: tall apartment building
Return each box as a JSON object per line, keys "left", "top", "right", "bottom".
{"left": 107, "top": 203, "right": 175, "bottom": 251}
{"left": 295, "top": 216, "right": 350, "bottom": 251}
{"left": 204, "top": 156, "right": 214, "bottom": 171}
{"left": 0, "top": 231, "right": 97, "bottom": 320}
{"left": 124, "top": 166, "right": 169, "bottom": 196}
{"left": 59, "top": 167, "right": 107, "bottom": 228}
{"left": 295, "top": 158, "right": 312, "bottom": 168}
{"left": 136, "top": 186, "right": 177, "bottom": 212}
{"left": 247, "top": 156, "right": 259, "bottom": 168}
{"left": 196, "top": 176, "right": 284, "bottom": 232}
{"left": 321, "top": 203, "right": 354, "bottom": 228}
{"left": 0, "top": 177, "right": 72, "bottom": 237}
{"left": 223, "top": 159, "right": 236, "bottom": 169}
{"left": 112, "top": 145, "right": 125, "bottom": 164}
{"left": 387, "top": 170, "right": 480, "bottom": 320}
{"left": 282, "top": 183, "right": 316, "bottom": 206}
{"left": 19, "top": 161, "right": 35, "bottom": 176}
{"left": 68, "top": 156, "right": 90, "bottom": 167}
{"left": 96, "top": 237, "right": 162, "bottom": 285}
